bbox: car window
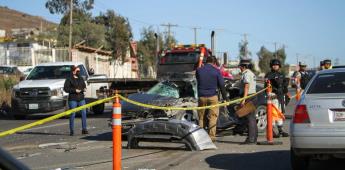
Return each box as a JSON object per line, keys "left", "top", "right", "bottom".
{"left": 0, "top": 67, "right": 14, "bottom": 74}
{"left": 147, "top": 82, "right": 180, "bottom": 98}
{"left": 307, "top": 72, "right": 345, "bottom": 94}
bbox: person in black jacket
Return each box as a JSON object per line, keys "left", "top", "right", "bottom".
{"left": 265, "top": 59, "right": 289, "bottom": 138}
{"left": 63, "top": 65, "right": 88, "bottom": 136}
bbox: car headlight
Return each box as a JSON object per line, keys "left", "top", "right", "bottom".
{"left": 51, "top": 88, "right": 64, "bottom": 97}
{"left": 12, "top": 89, "right": 20, "bottom": 98}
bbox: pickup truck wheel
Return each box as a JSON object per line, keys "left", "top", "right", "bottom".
{"left": 13, "top": 115, "right": 26, "bottom": 120}
{"left": 92, "top": 103, "right": 105, "bottom": 115}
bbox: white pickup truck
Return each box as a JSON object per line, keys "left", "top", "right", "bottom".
{"left": 11, "top": 62, "right": 108, "bottom": 119}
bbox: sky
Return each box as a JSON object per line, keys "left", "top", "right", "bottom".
{"left": 1, "top": 0, "right": 345, "bottom": 66}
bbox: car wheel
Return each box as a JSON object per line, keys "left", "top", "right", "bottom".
{"left": 291, "top": 148, "right": 310, "bottom": 170}
{"left": 13, "top": 115, "right": 26, "bottom": 120}
{"left": 255, "top": 105, "right": 267, "bottom": 133}
{"left": 92, "top": 103, "right": 105, "bottom": 115}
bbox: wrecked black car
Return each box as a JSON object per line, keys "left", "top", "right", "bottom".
{"left": 121, "top": 78, "right": 268, "bottom": 134}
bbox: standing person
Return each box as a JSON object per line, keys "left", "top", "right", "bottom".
{"left": 196, "top": 56, "right": 229, "bottom": 142}
{"left": 238, "top": 58, "right": 257, "bottom": 144}
{"left": 323, "top": 59, "right": 332, "bottom": 70}
{"left": 265, "top": 59, "right": 289, "bottom": 138}
{"left": 63, "top": 65, "right": 88, "bottom": 136}
{"left": 295, "top": 62, "right": 310, "bottom": 90}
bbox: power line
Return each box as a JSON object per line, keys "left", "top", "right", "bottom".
{"left": 191, "top": 27, "right": 201, "bottom": 44}
{"left": 160, "top": 23, "right": 178, "bottom": 47}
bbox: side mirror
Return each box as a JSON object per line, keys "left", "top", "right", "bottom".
{"left": 19, "top": 76, "right": 25, "bottom": 81}
{"left": 88, "top": 68, "right": 95, "bottom": 76}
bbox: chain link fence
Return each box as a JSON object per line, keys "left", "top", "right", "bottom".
{"left": 0, "top": 47, "right": 69, "bottom": 66}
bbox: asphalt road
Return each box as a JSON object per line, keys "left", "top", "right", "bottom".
{"left": 0, "top": 91, "right": 344, "bottom": 170}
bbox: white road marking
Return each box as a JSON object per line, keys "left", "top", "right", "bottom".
{"left": 22, "top": 122, "right": 69, "bottom": 132}
{"left": 38, "top": 142, "right": 68, "bottom": 148}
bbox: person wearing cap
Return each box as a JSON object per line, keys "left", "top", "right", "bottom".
{"left": 295, "top": 62, "right": 309, "bottom": 90}
{"left": 323, "top": 59, "right": 332, "bottom": 70}
{"left": 63, "top": 65, "right": 88, "bottom": 136}
{"left": 238, "top": 58, "right": 258, "bottom": 144}
{"left": 196, "top": 56, "right": 229, "bottom": 142}
{"left": 265, "top": 59, "right": 289, "bottom": 138}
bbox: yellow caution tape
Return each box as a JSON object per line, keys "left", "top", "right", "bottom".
{"left": 0, "top": 86, "right": 269, "bottom": 138}
{"left": 0, "top": 96, "right": 116, "bottom": 138}
{"left": 118, "top": 87, "right": 268, "bottom": 111}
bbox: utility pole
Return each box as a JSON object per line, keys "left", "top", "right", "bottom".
{"left": 296, "top": 53, "right": 299, "bottom": 66}
{"left": 242, "top": 33, "right": 248, "bottom": 59}
{"left": 191, "top": 27, "right": 200, "bottom": 44}
{"left": 68, "top": 0, "right": 73, "bottom": 61}
{"left": 160, "top": 23, "right": 178, "bottom": 47}
{"left": 274, "top": 42, "right": 277, "bottom": 59}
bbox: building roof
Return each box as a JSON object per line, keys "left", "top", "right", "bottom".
{"left": 74, "top": 44, "right": 112, "bottom": 56}
{"left": 36, "top": 61, "right": 84, "bottom": 66}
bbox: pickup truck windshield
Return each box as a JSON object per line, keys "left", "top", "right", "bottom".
{"left": 160, "top": 52, "right": 199, "bottom": 64}
{"left": 26, "top": 65, "right": 87, "bottom": 80}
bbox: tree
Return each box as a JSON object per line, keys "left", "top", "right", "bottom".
{"left": 56, "top": 9, "right": 106, "bottom": 48}
{"left": 163, "top": 32, "right": 177, "bottom": 48}
{"left": 239, "top": 38, "right": 251, "bottom": 60}
{"left": 257, "top": 46, "right": 288, "bottom": 74}
{"left": 45, "top": 0, "right": 94, "bottom": 14}
{"left": 94, "top": 10, "right": 133, "bottom": 61}
{"left": 137, "top": 26, "right": 164, "bottom": 77}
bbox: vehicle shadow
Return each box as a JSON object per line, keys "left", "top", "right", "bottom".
{"left": 205, "top": 150, "right": 291, "bottom": 170}
{"left": 205, "top": 151, "right": 345, "bottom": 170}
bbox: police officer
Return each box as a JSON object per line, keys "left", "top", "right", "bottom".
{"left": 265, "top": 59, "right": 289, "bottom": 138}
{"left": 323, "top": 59, "right": 332, "bottom": 70}
{"left": 295, "top": 62, "right": 309, "bottom": 90}
{"left": 196, "top": 56, "right": 229, "bottom": 142}
{"left": 238, "top": 58, "right": 258, "bottom": 144}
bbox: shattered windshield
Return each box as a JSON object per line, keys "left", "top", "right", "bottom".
{"left": 146, "top": 82, "right": 180, "bottom": 98}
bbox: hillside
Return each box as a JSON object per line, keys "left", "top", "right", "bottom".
{"left": 0, "top": 6, "right": 57, "bottom": 36}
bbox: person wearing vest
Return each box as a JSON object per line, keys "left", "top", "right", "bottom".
{"left": 238, "top": 58, "right": 258, "bottom": 145}
{"left": 265, "top": 59, "right": 289, "bottom": 138}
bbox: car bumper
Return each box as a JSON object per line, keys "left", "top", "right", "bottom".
{"left": 11, "top": 97, "right": 66, "bottom": 114}
{"left": 291, "top": 136, "right": 345, "bottom": 154}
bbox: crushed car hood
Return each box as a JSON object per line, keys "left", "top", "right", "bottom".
{"left": 121, "top": 93, "right": 179, "bottom": 112}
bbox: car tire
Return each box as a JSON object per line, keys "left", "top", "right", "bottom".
{"left": 92, "top": 103, "right": 105, "bottom": 115}
{"left": 291, "top": 148, "right": 310, "bottom": 170}
{"left": 255, "top": 105, "right": 267, "bottom": 133}
{"left": 13, "top": 115, "right": 26, "bottom": 120}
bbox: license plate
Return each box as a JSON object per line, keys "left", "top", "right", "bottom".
{"left": 334, "top": 111, "right": 345, "bottom": 121}
{"left": 28, "top": 104, "right": 39, "bottom": 110}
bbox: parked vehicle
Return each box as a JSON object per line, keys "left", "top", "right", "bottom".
{"left": 0, "top": 65, "right": 24, "bottom": 79}
{"left": 11, "top": 62, "right": 108, "bottom": 119}
{"left": 290, "top": 68, "right": 345, "bottom": 170}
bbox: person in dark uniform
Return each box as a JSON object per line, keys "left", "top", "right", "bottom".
{"left": 265, "top": 59, "right": 289, "bottom": 138}
{"left": 238, "top": 58, "right": 258, "bottom": 145}
{"left": 63, "top": 65, "right": 88, "bottom": 136}
{"left": 196, "top": 56, "right": 229, "bottom": 142}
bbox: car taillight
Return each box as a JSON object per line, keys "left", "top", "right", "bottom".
{"left": 293, "top": 105, "right": 310, "bottom": 123}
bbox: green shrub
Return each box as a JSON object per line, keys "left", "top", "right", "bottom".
{"left": 0, "top": 75, "right": 19, "bottom": 105}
